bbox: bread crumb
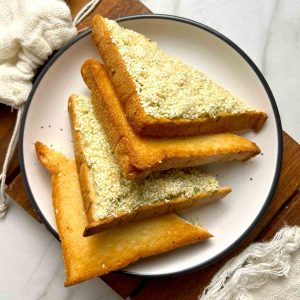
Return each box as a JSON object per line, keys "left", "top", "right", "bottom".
{"left": 106, "top": 19, "right": 254, "bottom": 120}
{"left": 74, "top": 95, "right": 219, "bottom": 221}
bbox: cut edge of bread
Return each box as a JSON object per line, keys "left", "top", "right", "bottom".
{"left": 68, "top": 94, "right": 231, "bottom": 236}
{"left": 81, "top": 59, "right": 261, "bottom": 180}
{"left": 83, "top": 187, "right": 230, "bottom": 237}
{"left": 92, "top": 15, "right": 267, "bottom": 137}
{"left": 34, "top": 142, "right": 213, "bottom": 286}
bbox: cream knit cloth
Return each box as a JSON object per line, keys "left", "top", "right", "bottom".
{"left": 0, "top": 0, "right": 78, "bottom": 217}
{"left": 0, "top": 0, "right": 77, "bottom": 107}
{"left": 201, "top": 226, "right": 300, "bottom": 300}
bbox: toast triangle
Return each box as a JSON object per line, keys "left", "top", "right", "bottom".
{"left": 92, "top": 15, "right": 267, "bottom": 137}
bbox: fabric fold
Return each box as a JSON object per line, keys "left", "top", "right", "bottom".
{"left": 201, "top": 226, "right": 300, "bottom": 300}
{"left": 0, "top": 0, "right": 77, "bottom": 107}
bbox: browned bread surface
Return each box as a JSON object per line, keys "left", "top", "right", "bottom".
{"left": 68, "top": 94, "right": 231, "bottom": 235}
{"left": 92, "top": 15, "right": 267, "bottom": 137}
{"left": 35, "top": 142, "right": 212, "bottom": 286}
{"left": 81, "top": 59, "right": 261, "bottom": 180}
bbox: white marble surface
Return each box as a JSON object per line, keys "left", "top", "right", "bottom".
{"left": 1, "top": 1, "right": 299, "bottom": 299}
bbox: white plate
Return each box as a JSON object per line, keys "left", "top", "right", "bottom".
{"left": 20, "top": 15, "right": 282, "bottom": 276}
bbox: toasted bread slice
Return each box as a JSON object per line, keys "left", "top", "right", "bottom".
{"left": 81, "top": 59, "right": 261, "bottom": 180}
{"left": 68, "top": 94, "right": 231, "bottom": 236}
{"left": 35, "top": 142, "right": 212, "bottom": 286}
{"left": 92, "top": 15, "right": 267, "bottom": 137}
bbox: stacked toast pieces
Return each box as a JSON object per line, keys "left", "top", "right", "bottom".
{"left": 35, "top": 15, "right": 267, "bottom": 286}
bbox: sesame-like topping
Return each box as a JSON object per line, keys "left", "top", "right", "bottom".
{"left": 106, "top": 19, "right": 254, "bottom": 119}
{"left": 74, "top": 95, "right": 219, "bottom": 220}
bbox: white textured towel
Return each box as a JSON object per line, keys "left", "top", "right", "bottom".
{"left": 0, "top": 0, "right": 77, "bottom": 107}
{"left": 0, "top": 0, "right": 77, "bottom": 217}
{"left": 201, "top": 226, "right": 300, "bottom": 300}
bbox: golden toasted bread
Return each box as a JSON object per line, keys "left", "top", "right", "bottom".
{"left": 81, "top": 59, "right": 261, "bottom": 180}
{"left": 68, "top": 94, "right": 231, "bottom": 236}
{"left": 35, "top": 142, "right": 213, "bottom": 286}
{"left": 92, "top": 15, "right": 267, "bottom": 137}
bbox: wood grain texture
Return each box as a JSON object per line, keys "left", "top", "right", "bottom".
{"left": 6, "top": 173, "right": 41, "bottom": 222}
{"left": 261, "top": 192, "right": 300, "bottom": 240}
{"left": 0, "top": 105, "right": 19, "bottom": 184}
{"left": 101, "top": 272, "right": 145, "bottom": 298}
{"left": 68, "top": 0, "right": 151, "bottom": 31}
{"left": 132, "top": 133, "right": 300, "bottom": 300}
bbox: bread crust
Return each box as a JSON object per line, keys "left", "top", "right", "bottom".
{"left": 83, "top": 187, "right": 230, "bottom": 236}
{"left": 68, "top": 94, "right": 231, "bottom": 235}
{"left": 81, "top": 59, "right": 261, "bottom": 180}
{"left": 92, "top": 15, "right": 267, "bottom": 137}
{"left": 35, "top": 142, "right": 212, "bottom": 286}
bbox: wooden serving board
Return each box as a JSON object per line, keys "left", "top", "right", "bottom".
{"left": 1, "top": 0, "right": 300, "bottom": 299}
